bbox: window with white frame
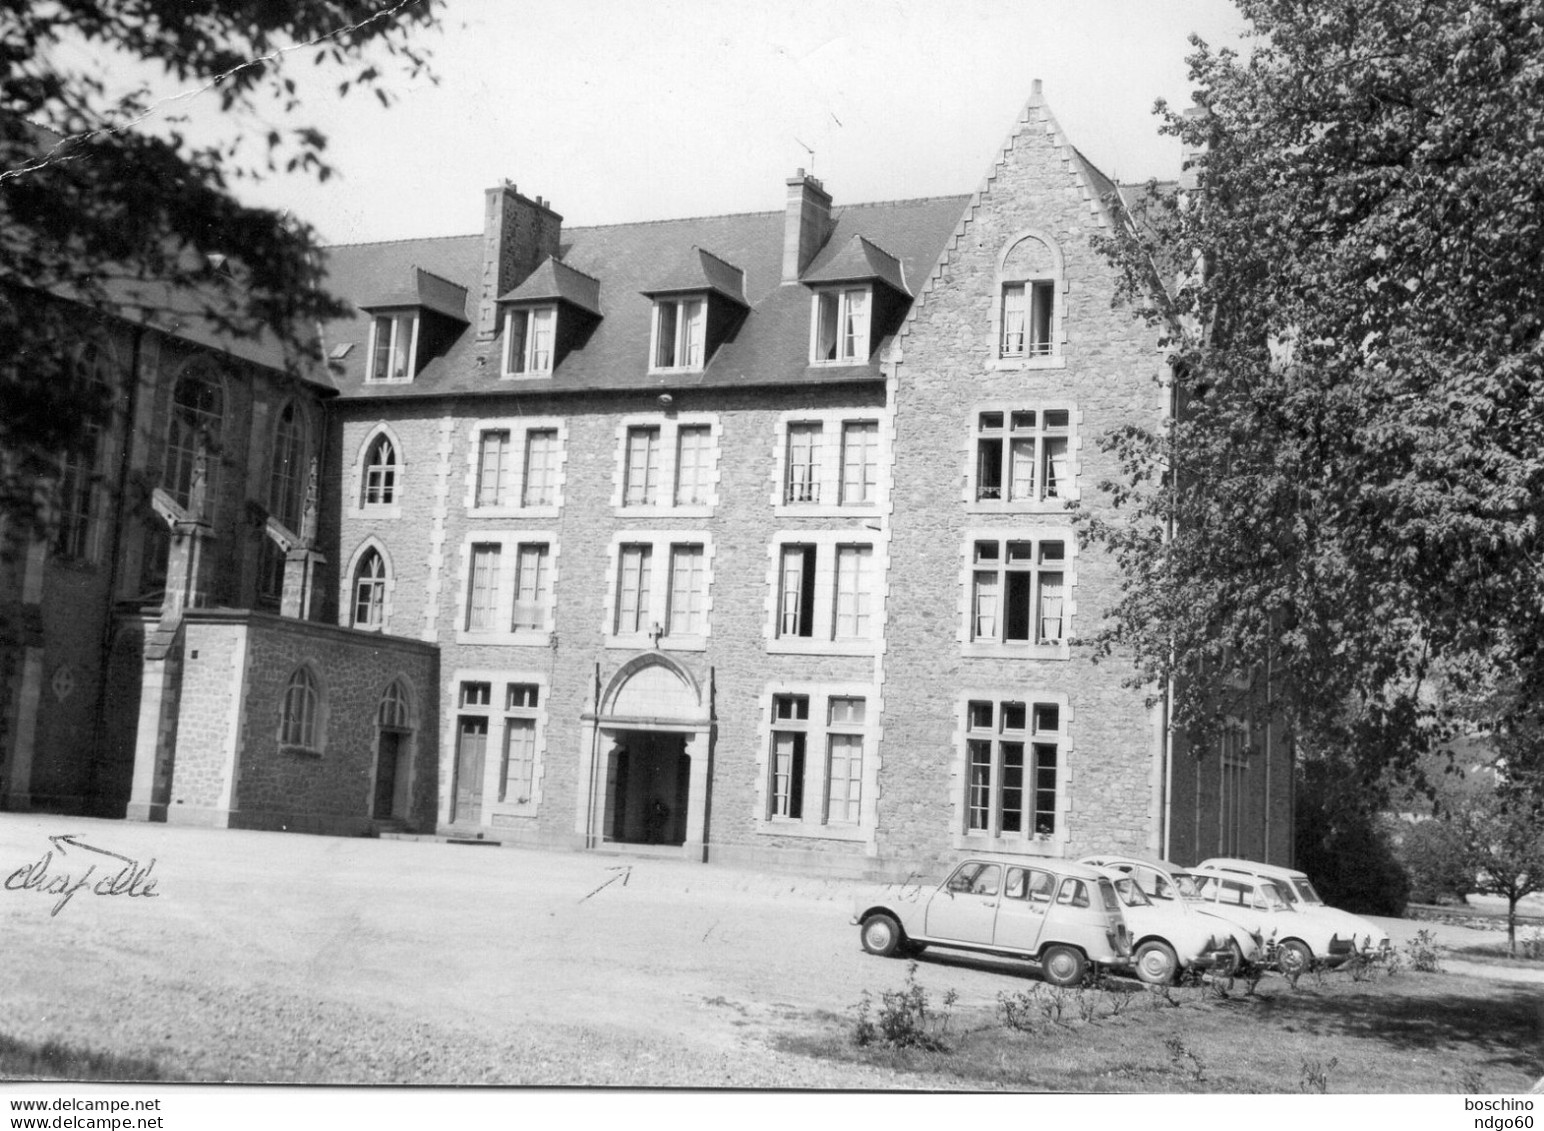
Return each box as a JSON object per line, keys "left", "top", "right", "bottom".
{"left": 651, "top": 296, "right": 706, "bottom": 370}
{"left": 840, "top": 420, "right": 879, "bottom": 505}
{"left": 1220, "top": 723, "right": 1249, "bottom": 855}
{"left": 502, "top": 306, "right": 556, "bottom": 377}
{"left": 972, "top": 408, "right": 1072, "bottom": 506}
{"left": 999, "top": 281, "right": 1055, "bottom": 359}
{"left": 457, "top": 533, "right": 558, "bottom": 643}
{"left": 775, "top": 412, "right": 884, "bottom": 512}
{"left": 785, "top": 422, "right": 822, "bottom": 504}
{"left": 969, "top": 537, "right": 1067, "bottom": 649}
{"left": 369, "top": 312, "right": 417, "bottom": 382}
{"left": 811, "top": 287, "right": 871, "bottom": 363}
{"left": 761, "top": 687, "right": 874, "bottom": 834}
{"left": 467, "top": 421, "right": 563, "bottom": 513}
{"left": 674, "top": 425, "right": 712, "bottom": 506}
{"left": 606, "top": 534, "right": 712, "bottom": 647}
{"left": 610, "top": 415, "right": 718, "bottom": 514}
{"left": 623, "top": 426, "right": 661, "bottom": 506}
{"left": 964, "top": 698, "right": 1061, "bottom": 841}
{"left": 772, "top": 535, "right": 881, "bottom": 651}
{"left": 279, "top": 665, "right": 323, "bottom": 751}
{"left": 824, "top": 696, "right": 866, "bottom": 824}
{"left": 361, "top": 432, "right": 399, "bottom": 508}
{"left": 994, "top": 232, "right": 1063, "bottom": 367}
{"left": 352, "top": 547, "right": 388, "bottom": 630}
{"left": 768, "top": 693, "right": 810, "bottom": 819}
{"left": 500, "top": 682, "right": 540, "bottom": 804}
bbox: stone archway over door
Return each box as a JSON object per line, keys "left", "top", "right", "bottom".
{"left": 584, "top": 655, "right": 712, "bottom": 861}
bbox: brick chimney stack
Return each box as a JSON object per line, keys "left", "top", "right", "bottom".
{"left": 477, "top": 181, "right": 563, "bottom": 340}
{"left": 782, "top": 169, "right": 833, "bottom": 284}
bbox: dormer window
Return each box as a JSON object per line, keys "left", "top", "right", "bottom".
{"left": 812, "top": 287, "right": 870, "bottom": 363}
{"left": 1000, "top": 281, "right": 1055, "bottom": 359}
{"left": 370, "top": 312, "right": 418, "bottom": 382}
{"left": 503, "top": 306, "right": 556, "bottom": 377}
{"left": 653, "top": 297, "right": 706, "bottom": 371}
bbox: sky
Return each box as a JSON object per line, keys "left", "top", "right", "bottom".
{"left": 95, "top": 0, "right": 1254, "bottom": 245}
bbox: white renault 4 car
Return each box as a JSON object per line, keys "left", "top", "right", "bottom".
{"left": 1185, "top": 865, "right": 1354, "bottom": 974}
{"left": 1080, "top": 855, "right": 1267, "bottom": 981}
{"left": 852, "top": 857, "right": 1131, "bottom": 986}
{"left": 1194, "top": 857, "right": 1391, "bottom": 956}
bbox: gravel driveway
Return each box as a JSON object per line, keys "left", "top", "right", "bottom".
{"left": 0, "top": 813, "right": 1033, "bottom": 1086}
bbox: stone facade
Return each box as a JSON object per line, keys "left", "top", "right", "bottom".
{"left": 1, "top": 84, "right": 1294, "bottom": 874}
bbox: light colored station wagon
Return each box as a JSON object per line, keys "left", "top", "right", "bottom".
{"left": 1081, "top": 859, "right": 1262, "bottom": 984}
{"left": 1194, "top": 857, "right": 1391, "bottom": 956}
{"left": 852, "top": 857, "right": 1131, "bottom": 986}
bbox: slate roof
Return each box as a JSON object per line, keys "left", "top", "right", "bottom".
{"left": 802, "top": 235, "right": 910, "bottom": 295}
{"left": 498, "top": 256, "right": 602, "bottom": 316}
{"left": 319, "top": 192, "right": 972, "bottom": 400}
{"left": 641, "top": 246, "right": 748, "bottom": 306}
{"left": 359, "top": 266, "right": 469, "bottom": 321}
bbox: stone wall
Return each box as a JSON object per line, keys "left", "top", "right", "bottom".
{"left": 164, "top": 610, "right": 437, "bottom": 836}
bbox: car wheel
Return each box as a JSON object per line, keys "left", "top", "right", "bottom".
{"left": 1278, "top": 938, "right": 1312, "bottom": 976}
{"left": 1134, "top": 940, "right": 1179, "bottom": 985}
{"left": 1215, "top": 939, "right": 1244, "bottom": 978}
{"left": 1040, "top": 944, "right": 1087, "bottom": 987}
{"left": 860, "top": 913, "right": 904, "bottom": 957}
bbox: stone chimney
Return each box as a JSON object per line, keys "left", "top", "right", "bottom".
{"left": 782, "top": 169, "right": 832, "bottom": 284}
{"left": 477, "top": 181, "right": 563, "bottom": 339}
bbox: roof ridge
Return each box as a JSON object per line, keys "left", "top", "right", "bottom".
{"left": 323, "top": 193, "right": 977, "bottom": 250}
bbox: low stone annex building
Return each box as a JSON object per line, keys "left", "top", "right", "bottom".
{"left": 0, "top": 85, "right": 1293, "bottom": 876}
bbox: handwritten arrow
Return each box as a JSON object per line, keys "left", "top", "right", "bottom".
{"left": 49, "top": 834, "right": 137, "bottom": 866}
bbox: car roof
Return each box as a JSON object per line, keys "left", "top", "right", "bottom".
{"left": 1078, "top": 854, "right": 1192, "bottom": 876}
{"left": 1194, "top": 858, "right": 1310, "bottom": 881}
{"left": 950, "top": 855, "right": 1110, "bottom": 881}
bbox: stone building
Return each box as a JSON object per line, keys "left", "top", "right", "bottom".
{"left": 0, "top": 84, "right": 1292, "bottom": 874}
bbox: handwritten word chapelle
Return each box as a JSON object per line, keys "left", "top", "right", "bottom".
{"left": 5, "top": 833, "right": 160, "bottom": 915}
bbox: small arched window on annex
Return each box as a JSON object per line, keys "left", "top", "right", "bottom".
{"left": 354, "top": 423, "right": 404, "bottom": 517}
{"left": 54, "top": 336, "right": 122, "bottom": 562}
{"left": 343, "top": 537, "right": 394, "bottom": 632}
{"left": 278, "top": 663, "right": 326, "bottom": 753}
{"left": 259, "top": 399, "right": 313, "bottom": 605}
{"left": 991, "top": 230, "right": 1066, "bottom": 369}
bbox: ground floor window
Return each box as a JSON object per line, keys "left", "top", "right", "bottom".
{"left": 760, "top": 685, "right": 875, "bottom": 838}
{"left": 961, "top": 695, "right": 1063, "bottom": 845}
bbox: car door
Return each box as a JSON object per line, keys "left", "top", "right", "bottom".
{"left": 992, "top": 866, "right": 1052, "bottom": 954}
{"left": 924, "top": 862, "right": 1003, "bottom": 944}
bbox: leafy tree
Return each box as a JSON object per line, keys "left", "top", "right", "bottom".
{"left": 1398, "top": 752, "right": 1544, "bottom": 955}
{"left": 1294, "top": 748, "right": 1410, "bottom": 916}
{"left": 1, "top": 1, "right": 438, "bottom": 539}
{"left": 1088, "top": 0, "right": 1544, "bottom": 778}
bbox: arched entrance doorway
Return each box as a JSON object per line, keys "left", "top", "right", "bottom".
{"left": 582, "top": 655, "right": 712, "bottom": 860}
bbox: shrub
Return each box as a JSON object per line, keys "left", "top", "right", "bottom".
{"left": 1301, "top": 1056, "right": 1339, "bottom": 1093}
{"left": 1404, "top": 929, "right": 1444, "bottom": 972}
{"left": 851, "top": 962, "right": 955, "bottom": 1051}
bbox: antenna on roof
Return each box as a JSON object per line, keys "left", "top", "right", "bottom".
{"left": 793, "top": 136, "right": 815, "bottom": 175}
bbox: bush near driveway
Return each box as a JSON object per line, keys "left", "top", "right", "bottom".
{"left": 785, "top": 958, "right": 1538, "bottom": 1092}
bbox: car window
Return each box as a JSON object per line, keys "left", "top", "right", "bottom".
{"left": 1295, "top": 879, "right": 1324, "bottom": 905}
{"left": 947, "top": 863, "right": 1001, "bottom": 896}
{"left": 1097, "top": 878, "right": 1121, "bottom": 912}
{"left": 1170, "top": 872, "right": 1205, "bottom": 900}
{"left": 1216, "top": 878, "right": 1252, "bottom": 907}
{"left": 1056, "top": 878, "right": 1090, "bottom": 908}
{"left": 1257, "top": 881, "right": 1288, "bottom": 910}
{"left": 1112, "top": 877, "right": 1152, "bottom": 907}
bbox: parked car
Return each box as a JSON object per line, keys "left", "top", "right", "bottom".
{"left": 1185, "top": 864, "right": 1354, "bottom": 974}
{"left": 1195, "top": 857, "right": 1391, "bottom": 956}
{"left": 1079, "top": 858, "right": 1265, "bottom": 983}
{"left": 852, "top": 857, "right": 1131, "bottom": 986}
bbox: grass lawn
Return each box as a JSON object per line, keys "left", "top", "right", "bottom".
{"left": 779, "top": 961, "right": 1542, "bottom": 1093}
